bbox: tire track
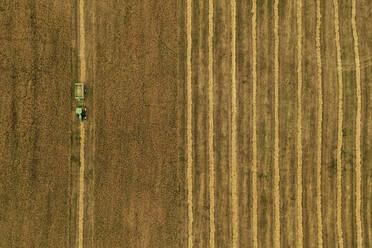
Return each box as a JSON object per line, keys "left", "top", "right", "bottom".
{"left": 78, "top": 0, "right": 86, "bottom": 247}
{"left": 79, "top": 122, "right": 85, "bottom": 248}
{"left": 90, "top": 0, "right": 96, "bottom": 246}
{"left": 273, "top": 0, "right": 280, "bottom": 247}
{"left": 315, "top": 0, "right": 324, "bottom": 246}
{"left": 296, "top": 0, "right": 303, "bottom": 247}
{"left": 351, "top": 0, "right": 363, "bottom": 246}
{"left": 231, "top": 0, "right": 238, "bottom": 247}
{"left": 79, "top": 0, "right": 86, "bottom": 82}
{"left": 251, "top": 0, "right": 258, "bottom": 247}
{"left": 332, "top": 0, "right": 344, "bottom": 246}
{"left": 186, "top": 0, "right": 193, "bottom": 247}
{"left": 208, "top": 0, "right": 215, "bottom": 247}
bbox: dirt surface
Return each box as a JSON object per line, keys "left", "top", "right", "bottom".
{"left": 0, "top": 0, "right": 371, "bottom": 247}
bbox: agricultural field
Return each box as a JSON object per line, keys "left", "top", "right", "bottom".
{"left": 0, "top": 0, "right": 73, "bottom": 247}
{"left": 0, "top": 0, "right": 371, "bottom": 247}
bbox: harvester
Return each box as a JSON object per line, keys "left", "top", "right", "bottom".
{"left": 76, "top": 106, "right": 87, "bottom": 121}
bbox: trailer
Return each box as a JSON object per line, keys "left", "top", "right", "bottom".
{"left": 75, "top": 83, "right": 86, "bottom": 102}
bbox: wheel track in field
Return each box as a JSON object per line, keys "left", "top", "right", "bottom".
{"left": 332, "top": 0, "right": 344, "bottom": 246}
{"left": 351, "top": 0, "right": 363, "bottom": 246}
{"left": 231, "top": 0, "right": 238, "bottom": 247}
{"left": 315, "top": 0, "right": 324, "bottom": 247}
{"left": 208, "top": 0, "right": 215, "bottom": 247}
{"left": 78, "top": 0, "right": 86, "bottom": 247}
{"left": 186, "top": 0, "right": 193, "bottom": 247}
{"left": 273, "top": 0, "right": 280, "bottom": 247}
{"left": 296, "top": 0, "right": 303, "bottom": 247}
{"left": 251, "top": 0, "right": 258, "bottom": 247}
{"left": 79, "top": 122, "right": 85, "bottom": 248}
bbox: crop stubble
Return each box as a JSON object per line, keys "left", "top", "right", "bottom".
{"left": 356, "top": 1, "right": 372, "bottom": 247}
{"left": 332, "top": 0, "right": 344, "bottom": 246}
{"left": 351, "top": 0, "right": 363, "bottom": 245}
{"left": 213, "top": 0, "right": 233, "bottom": 247}
{"left": 273, "top": 0, "right": 280, "bottom": 246}
{"left": 278, "top": 0, "right": 297, "bottom": 247}
{"left": 256, "top": 0, "right": 275, "bottom": 247}
{"left": 208, "top": 0, "right": 215, "bottom": 246}
{"left": 338, "top": 1, "right": 358, "bottom": 247}
{"left": 190, "top": 0, "right": 210, "bottom": 246}
{"left": 230, "top": 0, "right": 239, "bottom": 246}
{"left": 186, "top": 0, "right": 193, "bottom": 246}
{"left": 296, "top": 0, "right": 304, "bottom": 246}
{"left": 315, "top": 0, "right": 324, "bottom": 246}
{"left": 251, "top": 0, "right": 258, "bottom": 247}
{"left": 236, "top": 0, "right": 254, "bottom": 246}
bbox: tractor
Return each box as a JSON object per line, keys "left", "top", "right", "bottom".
{"left": 76, "top": 106, "right": 87, "bottom": 121}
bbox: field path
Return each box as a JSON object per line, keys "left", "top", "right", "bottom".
{"left": 78, "top": 0, "right": 86, "bottom": 247}
{"left": 273, "top": 0, "right": 280, "bottom": 247}
{"left": 79, "top": 0, "right": 86, "bottom": 82}
{"left": 208, "top": 0, "right": 215, "bottom": 247}
{"left": 296, "top": 0, "right": 303, "bottom": 247}
{"left": 231, "top": 0, "right": 238, "bottom": 247}
{"left": 251, "top": 0, "right": 258, "bottom": 247}
{"left": 79, "top": 122, "right": 85, "bottom": 248}
{"left": 186, "top": 0, "right": 193, "bottom": 247}
{"left": 351, "top": 0, "right": 363, "bottom": 246}
{"left": 315, "top": 0, "right": 324, "bottom": 246}
{"left": 332, "top": 0, "right": 344, "bottom": 246}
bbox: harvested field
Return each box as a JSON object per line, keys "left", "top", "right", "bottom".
{"left": 0, "top": 0, "right": 371, "bottom": 247}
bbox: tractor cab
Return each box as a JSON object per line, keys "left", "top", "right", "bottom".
{"left": 76, "top": 106, "right": 87, "bottom": 121}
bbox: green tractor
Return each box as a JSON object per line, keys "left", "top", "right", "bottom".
{"left": 75, "top": 83, "right": 86, "bottom": 102}
{"left": 76, "top": 106, "right": 87, "bottom": 121}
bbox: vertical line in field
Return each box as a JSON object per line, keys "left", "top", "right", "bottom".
{"left": 315, "top": 0, "right": 324, "bottom": 247}
{"left": 78, "top": 0, "right": 86, "bottom": 247}
{"left": 251, "top": 0, "right": 258, "bottom": 247}
{"left": 296, "top": 0, "right": 303, "bottom": 247}
{"left": 351, "top": 0, "right": 363, "bottom": 246}
{"left": 91, "top": 0, "right": 96, "bottom": 245}
{"left": 78, "top": 122, "right": 85, "bottom": 248}
{"left": 332, "top": 0, "right": 344, "bottom": 246}
{"left": 231, "top": 0, "right": 238, "bottom": 247}
{"left": 79, "top": 0, "right": 86, "bottom": 82}
{"left": 273, "top": 0, "right": 280, "bottom": 247}
{"left": 208, "top": 0, "right": 215, "bottom": 247}
{"left": 186, "top": 0, "right": 193, "bottom": 247}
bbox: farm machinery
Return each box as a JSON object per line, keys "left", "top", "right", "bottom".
{"left": 75, "top": 106, "right": 87, "bottom": 121}
{"left": 75, "top": 83, "right": 86, "bottom": 102}
{"left": 75, "top": 83, "right": 87, "bottom": 121}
